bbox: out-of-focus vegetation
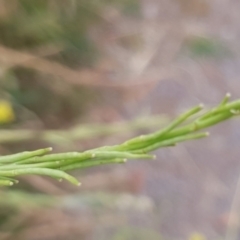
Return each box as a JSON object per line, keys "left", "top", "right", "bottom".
{"left": 186, "top": 37, "right": 229, "bottom": 59}
{"left": 0, "top": 0, "right": 140, "bottom": 127}
{"left": 1, "top": 0, "right": 240, "bottom": 240}
{"left": 112, "top": 226, "right": 162, "bottom": 240}
{"left": 0, "top": 1, "right": 156, "bottom": 240}
{"left": 0, "top": 0, "right": 139, "bottom": 58}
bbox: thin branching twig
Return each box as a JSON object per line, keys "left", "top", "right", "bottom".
{"left": 0, "top": 93, "right": 239, "bottom": 187}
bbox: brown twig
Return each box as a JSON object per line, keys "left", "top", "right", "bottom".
{"left": 0, "top": 45, "right": 172, "bottom": 88}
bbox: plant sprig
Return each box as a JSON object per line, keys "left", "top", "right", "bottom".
{"left": 0, "top": 93, "right": 239, "bottom": 187}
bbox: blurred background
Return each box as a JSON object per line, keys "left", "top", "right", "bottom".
{"left": 0, "top": 0, "right": 240, "bottom": 239}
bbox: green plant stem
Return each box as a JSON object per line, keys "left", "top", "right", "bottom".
{"left": 0, "top": 94, "right": 239, "bottom": 186}
{"left": 0, "top": 115, "right": 167, "bottom": 144}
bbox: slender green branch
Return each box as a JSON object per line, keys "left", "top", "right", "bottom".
{"left": 0, "top": 94, "right": 239, "bottom": 187}
{"left": 0, "top": 115, "right": 167, "bottom": 144}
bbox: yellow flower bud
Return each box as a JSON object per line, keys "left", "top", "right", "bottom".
{"left": 0, "top": 100, "right": 15, "bottom": 124}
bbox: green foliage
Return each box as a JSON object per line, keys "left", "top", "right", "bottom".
{"left": 186, "top": 36, "right": 229, "bottom": 58}
{"left": 0, "top": 0, "right": 141, "bottom": 126}
{"left": 0, "top": 0, "right": 140, "bottom": 60}
{"left": 4, "top": 68, "right": 93, "bottom": 125}
{"left": 0, "top": 94, "right": 239, "bottom": 187}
